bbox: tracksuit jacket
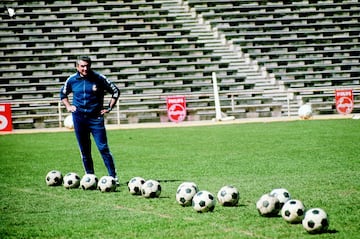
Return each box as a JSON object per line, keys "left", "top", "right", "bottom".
{"left": 60, "top": 71, "right": 120, "bottom": 114}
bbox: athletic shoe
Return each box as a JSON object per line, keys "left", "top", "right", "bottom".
{"left": 114, "top": 177, "right": 120, "bottom": 186}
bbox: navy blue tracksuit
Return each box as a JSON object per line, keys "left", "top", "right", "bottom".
{"left": 60, "top": 71, "right": 120, "bottom": 178}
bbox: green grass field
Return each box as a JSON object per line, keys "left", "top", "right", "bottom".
{"left": 0, "top": 119, "right": 359, "bottom": 239}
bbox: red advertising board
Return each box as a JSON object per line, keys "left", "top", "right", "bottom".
{"left": 166, "top": 96, "right": 186, "bottom": 123}
{"left": 0, "top": 103, "right": 13, "bottom": 131}
{"left": 335, "top": 89, "right": 353, "bottom": 114}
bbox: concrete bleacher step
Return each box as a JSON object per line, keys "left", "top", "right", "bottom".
{"left": 188, "top": 0, "right": 359, "bottom": 99}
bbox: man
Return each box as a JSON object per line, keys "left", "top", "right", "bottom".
{"left": 60, "top": 56, "right": 120, "bottom": 185}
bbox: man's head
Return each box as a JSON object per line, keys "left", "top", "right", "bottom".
{"left": 76, "top": 56, "right": 91, "bottom": 76}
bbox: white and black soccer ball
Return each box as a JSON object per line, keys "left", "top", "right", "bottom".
{"left": 270, "top": 188, "right": 291, "bottom": 208}
{"left": 256, "top": 193, "right": 281, "bottom": 217}
{"left": 64, "top": 114, "right": 74, "bottom": 129}
{"left": 192, "top": 190, "right": 216, "bottom": 213}
{"left": 281, "top": 199, "right": 305, "bottom": 223}
{"left": 80, "top": 174, "right": 98, "bottom": 190}
{"left": 302, "top": 208, "right": 329, "bottom": 234}
{"left": 141, "top": 179, "right": 161, "bottom": 198}
{"left": 128, "top": 176, "right": 146, "bottom": 195}
{"left": 217, "top": 185, "right": 240, "bottom": 206}
{"left": 177, "top": 181, "right": 199, "bottom": 192}
{"left": 176, "top": 182, "right": 198, "bottom": 206}
{"left": 298, "top": 104, "right": 312, "bottom": 120}
{"left": 45, "top": 170, "right": 63, "bottom": 186}
{"left": 63, "top": 172, "right": 80, "bottom": 189}
{"left": 98, "top": 176, "right": 117, "bottom": 192}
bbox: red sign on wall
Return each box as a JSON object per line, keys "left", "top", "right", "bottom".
{"left": 0, "top": 103, "right": 13, "bottom": 131}
{"left": 166, "top": 96, "right": 186, "bottom": 123}
{"left": 335, "top": 89, "right": 353, "bottom": 115}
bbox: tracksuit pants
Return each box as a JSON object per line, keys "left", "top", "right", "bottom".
{"left": 72, "top": 111, "right": 117, "bottom": 178}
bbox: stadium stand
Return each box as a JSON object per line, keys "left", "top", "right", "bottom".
{"left": 0, "top": 0, "right": 358, "bottom": 129}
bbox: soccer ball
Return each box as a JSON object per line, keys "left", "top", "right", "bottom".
{"left": 177, "top": 181, "right": 199, "bottom": 192}
{"left": 217, "top": 185, "right": 240, "bottom": 206}
{"left": 256, "top": 194, "right": 281, "bottom": 217}
{"left": 128, "top": 176, "right": 145, "bottom": 195}
{"left": 176, "top": 182, "right": 198, "bottom": 206}
{"left": 302, "top": 208, "right": 329, "bottom": 234}
{"left": 45, "top": 170, "right": 63, "bottom": 186}
{"left": 63, "top": 172, "right": 80, "bottom": 189}
{"left": 80, "top": 174, "right": 98, "bottom": 190}
{"left": 270, "top": 188, "right": 291, "bottom": 208}
{"left": 98, "top": 176, "right": 117, "bottom": 192}
{"left": 281, "top": 199, "right": 305, "bottom": 223}
{"left": 298, "top": 104, "right": 312, "bottom": 119}
{"left": 192, "top": 190, "right": 216, "bottom": 213}
{"left": 64, "top": 114, "right": 74, "bottom": 129}
{"left": 141, "top": 179, "right": 161, "bottom": 198}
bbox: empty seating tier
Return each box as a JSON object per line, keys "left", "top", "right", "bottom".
{"left": 1, "top": 0, "right": 358, "bottom": 129}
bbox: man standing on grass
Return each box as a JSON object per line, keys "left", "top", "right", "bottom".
{"left": 60, "top": 56, "right": 120, "bottom": 185}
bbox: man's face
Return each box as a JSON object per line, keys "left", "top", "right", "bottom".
{"left": 76, "top": 60, "right": 90, "bottom": 76}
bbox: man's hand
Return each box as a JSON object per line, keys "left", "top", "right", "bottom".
{"left": 66, "top": 105, "right": 77, "bottom": 112}
{"left": 100, "top": 108, "right": 111, "bottom": 115}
